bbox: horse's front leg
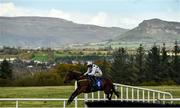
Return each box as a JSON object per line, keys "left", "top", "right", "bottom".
{"left": 67, "top": 88, "right": 79, "bottom": 105}
{"left": 67, "top": 86, "right": 87, "bottom": 105}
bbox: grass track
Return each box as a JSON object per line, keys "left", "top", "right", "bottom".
{"left": 0, "top": 86, "right": 180, "bottom": 107}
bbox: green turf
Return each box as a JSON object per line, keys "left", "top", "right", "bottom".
{"left": 0, "top": 86, "right": 180, "bottom": 107}
{"left": 0, "top": 86, "right": 80, "bottom": 107}
{"left": 32, "top": 53, "right": 48, "bottom": 62}
{"left": 142, "top": 86, "right": 180, "bottom": 98}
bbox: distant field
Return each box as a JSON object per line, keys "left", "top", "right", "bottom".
{"left": 32, "top": 53, "right": 48, "bottom": 62}
{"left": 0, "top": 86, "right": 180, "bottom": 107}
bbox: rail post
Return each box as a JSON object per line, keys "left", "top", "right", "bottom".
{"left": 74, "top": 81, "right": 78, "bottom": 108}
{"left": 16, "top": 100, "right": 18, "bottom": 108}
{"left": 63, "top": 100, "right": 66, "bottom": 108}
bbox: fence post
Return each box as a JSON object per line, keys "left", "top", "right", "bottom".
{"left": 63, "top": 100, "right": 66, "bottom": 108}
{"left": 75, "top": 81, "right": 78, "bottom": 108}
{"left": 153, "top": 92, "right": 155, "bottom": 103}
{"left": 148, "top": 91, "right": 150, "bottom": 102}
{"left": 92, "top": 93, "right": 94, "bottom": 101}
{"left": 115, "top": 86, "right": 118, "bottom": 100}
{"left": 137, "top": 89, "right": 139, "bottom": 101}
{"left": 163, "top": 94, "right": 165, "bottom": 104}
{"left": 121, "top": 86, "right": 123, "bottom": 101}
{"left": 126, "top": 87, "right": 128, "bottom": 101}
{"left": 132, "top": 88, "right": 134, "bottom": 102}
{"left": 84, "top": 94, "right": 88, "bottom": 108}
{"left": 16, "top": 100, "right": 18, "bottom": 108}
{"left": 142, "top": 90, "right": 145, "bottom": 102}
{"left": 104, "top": 93, "right": 106, "bottom": 100}
{"left": 158, "top": 92, "right": 160, "bottom": 102}
{"left": 98, "top": 91, "right": 100, "bottom": 100}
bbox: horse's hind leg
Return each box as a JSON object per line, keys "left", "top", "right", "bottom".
{"left": 105, "top": 92, "right": 112, "bottom": 101}
{"left": 109, "top": 90, "right": 113, "bottom": 100}
{"left": 106, "top": 93, "right": 110, "bottom": 100}
{"left": 104, "top": 88, "right": 112, "bottom": 100}
{"left": 112, "top": 86, "right": 119, "bottom": 98}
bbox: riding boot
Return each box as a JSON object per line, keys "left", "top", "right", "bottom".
{"left": 91, "top": 76, "right": 96, "bottom": 87}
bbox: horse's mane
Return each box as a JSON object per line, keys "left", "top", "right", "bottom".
{"left": 69, "top": 70, "right": 82, "bottom": 75}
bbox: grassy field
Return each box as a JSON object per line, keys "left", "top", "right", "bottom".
{"left": 0, "top": 86, "right": 84, "bottom": 107}
{"left": 32, "top": 53, "right": 49, "bottom": 62}
{"left": 0, "top": 86, "right": 180, "bottom": 107}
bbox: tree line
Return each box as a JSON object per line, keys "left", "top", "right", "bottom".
{"left": 111, "top": 42, "right": 180, "bottom": 85}
{"left": 0, "top": 42, "right": 179, "bottom": 86}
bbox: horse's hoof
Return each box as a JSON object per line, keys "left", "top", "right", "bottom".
{"left": 67, "top": 101, "right": 71, "bottom": 105}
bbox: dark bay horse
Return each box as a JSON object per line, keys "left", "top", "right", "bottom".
{"left": 64, "top": 71, "right": 119, "bottom": 105}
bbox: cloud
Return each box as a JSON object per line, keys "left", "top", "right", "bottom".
{"left": 0, "top": 2, "right": 142, "bottom": 28}
{"left": 0, "top": 2, "right": 180, "bottom": 29}
{"left": 0, "top": 2, "right": 16, "bottom": 16}
{"left": 0, "top": 2, "right": 45, "bottom": 16}
{"left": 90, "top": 12, "right": 108, "bottom": 26}
{"left": 47, "top": 10, "right": 109, "bottom": 27}
{"left": 0, "top": 2, "right": 112, "bottom": 27}
{"left": 48, "top": 9, "right": 71, "bottom": 20}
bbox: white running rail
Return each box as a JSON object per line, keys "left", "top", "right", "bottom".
{"left": 80, "top": 83, "right": 173, "bottom": 104}
{"left": 0, "top": 98, "right": 68, "bottom": 108}
{"left": 113, "top": 83, "right": 173, "bottom": 103}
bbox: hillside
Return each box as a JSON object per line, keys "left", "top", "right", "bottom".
{"left": 0, "top": 17, "right": 128, "bottom": 48}
{"left": 115, "top": 19, "right": 180, "bottom": 43}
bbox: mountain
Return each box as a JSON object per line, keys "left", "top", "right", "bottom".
{"left": 115, "top": 18, "right": 180, "bottom": 43}
{"left": 0, "top": 17, "right": 128, "bottom": 48}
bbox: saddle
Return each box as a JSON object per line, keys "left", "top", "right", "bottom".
{"left": 87, "top": 76, "right": 102, "bottom": 91}
{"left": 79, "top": 75, "right": 102, "bottom": 91}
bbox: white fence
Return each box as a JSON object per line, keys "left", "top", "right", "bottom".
{"left": 0, "top": 98, "right": 68, "bottom": 108}
{"left": 0, "top": 83, "right": 176, "bottom": 108}
{"left": 114, "top": 83, "right": 173, "bottom": 103}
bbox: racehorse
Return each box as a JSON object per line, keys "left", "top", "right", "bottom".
{"left": 64, "top": 70, "right": 119, "bottom": 105}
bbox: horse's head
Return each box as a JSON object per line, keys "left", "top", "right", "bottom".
{"left": 64, "top": 71, "right": 82, "bottom": 83}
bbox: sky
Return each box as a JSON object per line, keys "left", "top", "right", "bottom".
{"left": 0, "top": 0, "right": 180, "bottom": 29}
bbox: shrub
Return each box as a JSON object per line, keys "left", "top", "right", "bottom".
{"left": 0, "top": 78, "right": 11, "bottom": 86}
{"left": 140, "top": 81, "right": 160, "bottom": 86}
{"left": 12, "top": 72, "right": 64, "bottom": 86}
{"left": 160, "top": 80, "right": 177, "bottom": 86}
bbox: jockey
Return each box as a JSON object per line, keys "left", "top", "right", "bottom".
{"left": 84, "top": 61, "right": 103, "bottom": 77}
{"left": 84, "top": 61, "right": 102, "bottom": 87}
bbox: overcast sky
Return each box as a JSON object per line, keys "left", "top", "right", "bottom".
{"left": 0, "top": 0, "right": 180, "bottom": 29}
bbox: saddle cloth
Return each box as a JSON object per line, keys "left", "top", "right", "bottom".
{"left": 87, "top": 76, "right": 102, "bottom": 91}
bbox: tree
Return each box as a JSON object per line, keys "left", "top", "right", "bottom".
{"left": 111, "top": 48, "right": 135, "bottom": 84}
{"left": 0, "top": 60, "right": 12, "bottom": 79}
{"left": 135, "top": 44, "right": 146, "bottom": 83}
{"left": 51, "top": 63, "right": 85, "bottom": 78}
{"left": 95, "top": 59, "right": 112, "bottom": 78}
{"left": 126, "top": 54, "right": 139, "bottom": 85}
{"left": 172, "top": 41, "right": 180, "bottom": 83}
{"left": 145, "top": 44, "right": 161, "bottom": 82}
{"left": 160, "top": 43, "right": 172, "bottom": 82}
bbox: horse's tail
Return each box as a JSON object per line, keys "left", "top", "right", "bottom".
{"left": 112, "top": 85, "right": 119, "bottom": 98}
